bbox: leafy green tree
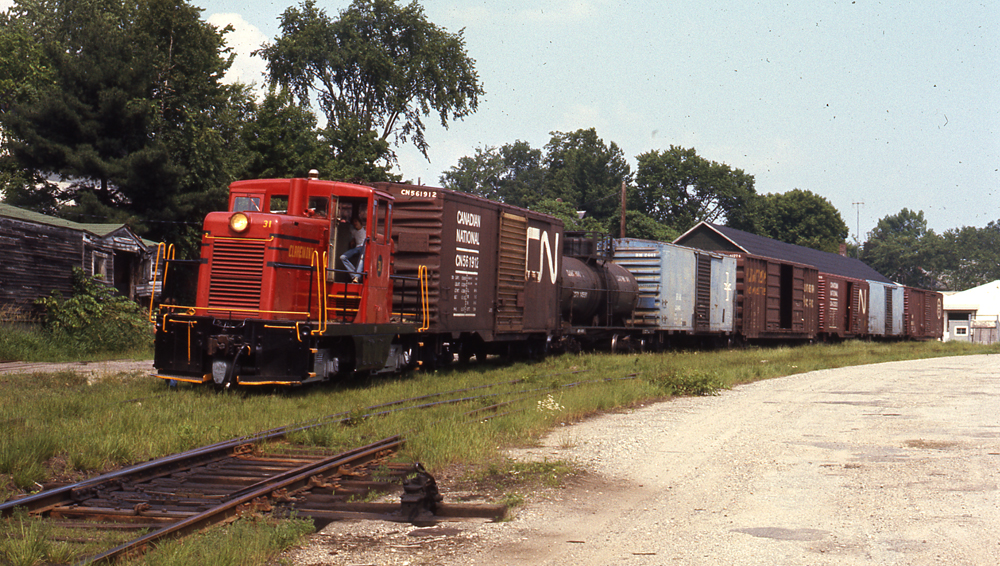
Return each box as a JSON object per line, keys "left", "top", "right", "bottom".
{"left": 861, "top": 208, "right": 942, "bottom": 288}
{"left": 609, "top": 209, "right": 679, "bottom": 242}
{"left": 0, "top": 7, "right": 55, "bottom": 117}
{"left": 532, "top": 199, "right": 604, "bottom": 232}
{"left": 257, "top": 0, "right": 484, "bottom": 176}
{"left": 241, "top": 88, "right": 338, "bottom": 180}
{"left": 632, "top": 146, "right": 756, "bottom": 234}
{"left": 0, "top": 0, "right": 250, "bottom": 249}
{"left": 753, "top": 189, "right": 849, "bottom": 253}
{"left": 439, "top": 141, "right": 544, "bottom": 205}
{"left": 542, "top": 129, "right": 631, "bottom": 223}
{"left": 441, "top": 129, "right": 630, "bottom": 230}
{"left": 937, "top": 222, "right": 1000, "bottom": 290}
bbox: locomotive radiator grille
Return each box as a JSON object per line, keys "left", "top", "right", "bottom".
{"left": 208, "top": 239, "right": 266, "bottom": 310}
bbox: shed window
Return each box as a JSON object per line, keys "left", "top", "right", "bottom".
{"left": 955, "top": 326, "right": 968, "bottom": 336}
{"left": 93, "top": 252, "right": 110, "bottom": 280}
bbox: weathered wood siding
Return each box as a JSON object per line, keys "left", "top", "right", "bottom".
{"left": 1, "top": 216, "right": 85, "bottom": 309}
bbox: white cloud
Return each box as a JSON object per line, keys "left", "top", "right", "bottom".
{"left": 207, "top": 12, "right": 269, "bottom": 96}
{"left": 0, "top": 0, "right": 14, "bottom": 12}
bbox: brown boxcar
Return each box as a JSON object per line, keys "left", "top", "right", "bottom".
{"left": 373, "top": 183, "right": 563, "bottom": 356}
{"left": 817, "top": 274, "right": 870, "bottom": 339}
{"left": 904, "top": 287, "right": 944, "bottom": 340}
{"left": 734, "top": 254, "right": 818, "bottom": 340}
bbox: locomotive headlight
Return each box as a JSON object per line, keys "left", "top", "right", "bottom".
{"left": 229, "top": 212, "right": 250, "bottom": 233}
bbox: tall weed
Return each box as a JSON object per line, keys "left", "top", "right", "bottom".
{"left": 34, "top": 268, "right": 152, "bottom": 356}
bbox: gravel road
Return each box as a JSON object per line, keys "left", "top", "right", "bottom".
{"left": 290, "top": 354, "right": 1000, "bottom": 565}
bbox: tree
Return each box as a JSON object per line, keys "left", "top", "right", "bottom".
{"left": 0, "top": 7, "right": 55, "bottom": 118}
{"left": 542, "top": 129, "right": 631, "bottom": 223}
{"left": 632, "top": 146, "right": 756, "bottom": 234}
{"left": 616, "top": 209, "right": 679, "bottom": 242}
{"left": 861, "top": 208, "right": 942, "bottom": 288}
{"left": 241, "top": 88, "right": 338, "bottom": 180}
{"left": 0, "top": 0, "right": 250, "bottom": 248}
{"left": 439, "top": 141, "right": 544, "bottom": 205}
{"left": 532, "top": 198, "right": 605, "bottom": 233}
{"left": 441, "top": 129, "right": 631, "bottom": 230}
{"left": 937, "top": 222, "right": 1000, "bottom": 290}
{"left": 257, "top": 0, "right": 484, "bottom": 176}
{"left": 753, "top": 189, "right": 849, "bottom": 253}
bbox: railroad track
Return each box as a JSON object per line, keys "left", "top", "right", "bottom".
{"left": 1, "top": 435, "right": 503, "bottom": 564}
{"left": 0, "top": 371, "right": 638, "bottom": 562}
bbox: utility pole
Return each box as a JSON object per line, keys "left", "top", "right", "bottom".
{"left": 852, "top": 201, "right": 864, "bottom": 257}
{"left": 620, "top": 181, "right": 627, "bottom": 239}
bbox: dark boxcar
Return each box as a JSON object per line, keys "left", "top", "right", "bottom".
{"left": 735, "top": 254, "right": 818, "bottom": 340}
{"left": 373, "top": 183, "right": 563, "bottom": 357}
{"left": 817, "top": 274, "right": 870, "bottom": 339}
{"left": 904, "top": 287, "right": 944, "bottom": 340}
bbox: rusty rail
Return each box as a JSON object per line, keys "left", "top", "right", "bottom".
{"left": 86, "top": 436, "right": 404, "bottom": 564}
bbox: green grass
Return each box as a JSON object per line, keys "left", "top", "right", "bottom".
{"left": 0, "top": 339, "right": 996, "bottom": 564}
{"left": 0, "top": 323, "right": 153, "bottom": 363}
{"left": 119, "top": 515, "right": 314, "bottom": 566}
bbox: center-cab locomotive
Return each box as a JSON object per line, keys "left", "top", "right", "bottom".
{"left": 153, "top": 172, "right": 415, "bottom": 386}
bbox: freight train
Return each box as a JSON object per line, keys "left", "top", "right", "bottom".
{"left": 151, "top": 174, "right": 943, "bottom": 386}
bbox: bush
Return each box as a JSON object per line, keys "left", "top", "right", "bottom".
{"left": 34, "top": 268, "right": 152, "bottom": 355}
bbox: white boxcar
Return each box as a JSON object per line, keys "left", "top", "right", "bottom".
{"left": 867, "top": 280, "right": 905, "bottom": 337}
{"left": 613, "top": 238, "right": 736, "bottom": 335}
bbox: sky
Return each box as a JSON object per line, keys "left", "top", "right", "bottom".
{"left": 3, "top": 0, "right": 997, "bottom": 240}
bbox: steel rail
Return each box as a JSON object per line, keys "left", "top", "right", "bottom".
{"left": 83, "top": 435, "right": 403, "bottom": 565}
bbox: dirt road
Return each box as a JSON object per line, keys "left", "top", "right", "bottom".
{"left": 294, "top": 354, "right": 1000, "bottom": 565}
{"left": 0, "top": 360, "right": 152, "bottom": 379}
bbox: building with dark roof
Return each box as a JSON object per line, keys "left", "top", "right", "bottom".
{"left": 0, "top": 203, "right": 158, "bottom": 314}
{"left": 674, "top": 221, "right": 893, "bottom": 284}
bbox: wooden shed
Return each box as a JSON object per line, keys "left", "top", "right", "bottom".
{"left": 0, "top": 203, "right": 157, "bottom": 314}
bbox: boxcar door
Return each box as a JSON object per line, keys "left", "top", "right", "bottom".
{"left": 495, "top": 212, "right": 527, "bottom": 334}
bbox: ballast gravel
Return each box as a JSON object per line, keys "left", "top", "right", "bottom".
{"left": 286, "top": 354, "right": 1000, "bottom": 566}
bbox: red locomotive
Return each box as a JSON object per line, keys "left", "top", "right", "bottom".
{"left": 152, "top": 173, "right": 563, "bottom": 386}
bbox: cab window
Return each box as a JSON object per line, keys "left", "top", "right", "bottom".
{"left": 375, "top": 199, "right": 389, "bottom": 243}
{"left": 233, "top": 196, "right": 262, "bottom": 212}
{"left": 307, "top": 196, "right": 329, "bottom": 218}
{"left": 269, "top": 195, "right": 289, "bottom": 214}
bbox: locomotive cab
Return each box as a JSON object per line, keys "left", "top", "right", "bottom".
{"left": 153, "top": 174, "right": 416, "bottom": 387}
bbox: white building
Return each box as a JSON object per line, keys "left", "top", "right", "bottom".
{"left": 942, "top": 280, "right": 1000, "bottom": 343}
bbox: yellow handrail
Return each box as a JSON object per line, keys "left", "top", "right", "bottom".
{"left": 311, "top": 251, "right": 328, "bottom": 335}
{"left": 148, "top": 243, "right": 176, "bottom": 324}
{"left": 418, "top": 265, "right": 430, "bottom": 332}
